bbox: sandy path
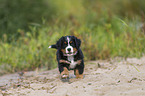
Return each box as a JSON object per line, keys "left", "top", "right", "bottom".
{"left": 0, "top": 57, "right": 145, "bottom": 96}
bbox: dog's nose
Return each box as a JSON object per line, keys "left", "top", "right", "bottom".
{"left": 67, "top": 48, "right": 71, "bottom": 52}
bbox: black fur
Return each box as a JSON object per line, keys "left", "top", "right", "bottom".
{"left": 49, "top": 36, "right": 84, "bottom": 75}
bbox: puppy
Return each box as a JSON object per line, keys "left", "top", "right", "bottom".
{"left": 49, "top": 36, "right": 84, "bottom": 79}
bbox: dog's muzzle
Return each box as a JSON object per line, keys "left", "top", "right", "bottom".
{"left": 65, "top": 46, "right": 73, "bottom": 53}
{"left": 64, "top": 46, "right": 77, "bottom": 56}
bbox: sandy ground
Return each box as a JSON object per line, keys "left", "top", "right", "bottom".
{"left": 0, "top": 57, "right": 145, "bottom": 96}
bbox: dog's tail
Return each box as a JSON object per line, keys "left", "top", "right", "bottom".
{"left": 48, "top": 44, "right": 57, "bottom": 49}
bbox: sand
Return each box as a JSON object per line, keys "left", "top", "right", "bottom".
{"left": 0, "top": 57, "right": 145, "bottom": 96}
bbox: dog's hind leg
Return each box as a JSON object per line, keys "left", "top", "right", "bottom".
{"left": 75, "top": 69, "right": 84, "bottom": 79}
{"left": 74, "top": 63, "right": 84, "bottom": 79}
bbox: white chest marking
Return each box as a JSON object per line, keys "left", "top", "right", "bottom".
{"left": 67, "top": 55, "right": 74, "bottom": 62}
{"left": 67, "top": 56, "right": 77, "bottom": 69}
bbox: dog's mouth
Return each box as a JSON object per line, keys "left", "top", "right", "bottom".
{"left": 63, "top": 51, "right": 77, "bottom": 56}
{"left": 61, "top": 48, "right": 77, "bottom": 56}
{"left": 67, "top": 52, "right": 73, "bottom": 54}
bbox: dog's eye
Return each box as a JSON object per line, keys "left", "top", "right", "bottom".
{"left": 70, "top": 41, "right": 72, "bottom": 43}
{"left": 64, "top": 42, "right": 67, "bottom": 44}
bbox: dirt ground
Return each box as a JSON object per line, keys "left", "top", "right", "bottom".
{"left": 0, "top": 57, "right": 145, "bottom": 96}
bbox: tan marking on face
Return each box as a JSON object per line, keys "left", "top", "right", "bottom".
{"left": 70, "top": 41, "right": 72, "bottom": 44}
{"left": 75, "top": 69, "right": 84, "bottom": 79}
{"left": 73, "top": 48, "right": 77, "bottom": 52}
{"left": 61, "top": 67, "right": 69, "bottom": 79}
{"left": 61, "top": 49, "right": 65, "bottom": 54}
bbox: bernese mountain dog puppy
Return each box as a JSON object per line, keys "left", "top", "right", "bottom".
{"left": 49, "top": 36, "right": 84, "bottom": 79}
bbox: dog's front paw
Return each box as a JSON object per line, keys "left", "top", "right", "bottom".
{"left": 61, "top": 74, "right": 69, "bottom": 82}
{"left": 60, "top": 67, "right": 69, "bottom": 79}
{"left": 61, "top": 74, "right": 69, "bottom": 79}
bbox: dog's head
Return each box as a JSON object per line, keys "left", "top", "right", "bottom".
{"left": 56, "top": 36, "right": 81, "bottom": 56}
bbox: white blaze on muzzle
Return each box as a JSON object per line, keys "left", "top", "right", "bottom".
{"left": 65, "top": 37, "right": 73, "bottom": 54}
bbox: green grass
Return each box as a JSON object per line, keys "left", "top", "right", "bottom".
{"left": 0, "top": 0, "right": 145, "bottom": 74}
{"left": 0, "top": 17, "right": 145, "bottom": 74}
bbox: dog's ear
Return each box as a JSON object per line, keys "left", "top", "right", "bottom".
{"left": 73, "top": 36, "right": 81, "bottom": 49}
{"left": 56, "top": 36, "right": 65, "bottom": 50}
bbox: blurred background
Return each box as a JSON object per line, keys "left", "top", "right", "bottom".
{"left": 0, "top": 0, "right": 145, "bottom": 75}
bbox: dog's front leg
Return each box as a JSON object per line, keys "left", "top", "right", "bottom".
{"left": 60, "top": 67, "right": 69, "bottom": 79}
{"left": 59, "top": 60, "right": 70, "bottom": 64}
{"left": 59, "top": 60, "right": 70, "bottom": 79}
